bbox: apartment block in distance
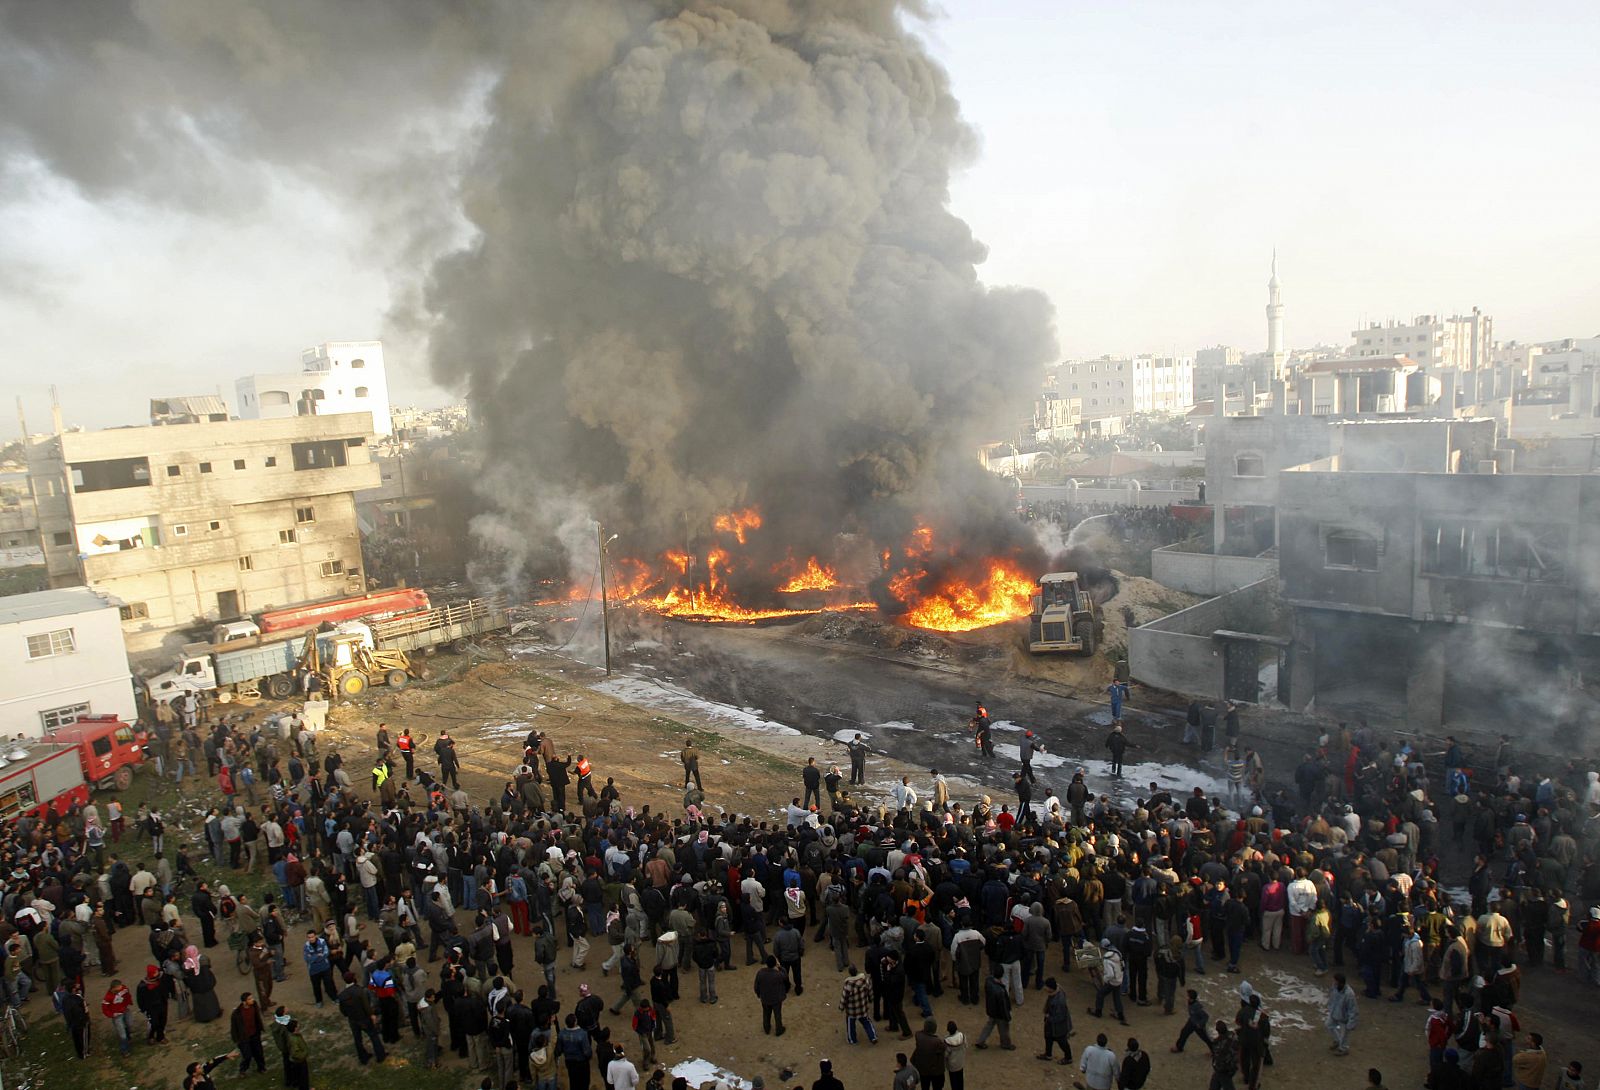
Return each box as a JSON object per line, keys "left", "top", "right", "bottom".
{"left": 27, "top": 413, "right": 380, "bottom": 656}
{"left": 236, "top": 340, "right": 393, "bottom": 436}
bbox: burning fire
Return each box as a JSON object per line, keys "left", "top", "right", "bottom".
{"left": 889, "top": 560, "right": 1034, "bottom": 632}
{"left": 777, "top": 556, "right": 839, "bottom": 593}
{"left": 712, "top": 508, "right": 762, "bottom": 545}
{"left": 549, "top": 508, "right": 1033, "bottom": 630}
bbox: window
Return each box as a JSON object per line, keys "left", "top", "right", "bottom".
{"left": 1234, "top": 453, "right": 1265, "bottom": 477}
{"left": 265, "top": 456, "right": 277, "bottom": 467}
{"left": 279, "top": 529, "right": 297, "bottom": 544}
{"left": 1421, "top": 520, "right": 1568, "bottom": 584}
{"left": 172, "top": 524, "right": 188, "bottom": 537}
{"left": 69, "top": 457, "right": 151, "bottom": 493}
{"left": 260, "top": 390, "right": 292, "bottom": 408}
{"left": 291, "top": 440, "right": 348, "bottom": 470}
{"left": 166, "top": 465, "right": 181, "bottom": 477}
{"left": 320, "top": 559, "right": 345, "bottom": 577}
{"left": 40, "top": 702, "right": 90, "bottom": 731}
{"left": 209, "top": 520, "right": 222, "bottom": 532}
{"left": 238, "top": 555, "right": 254, "bottom": 571}
{"left": 1324, "top": 530, "right": 1380, "bottom": 571}
{"left": 233, "top": 459, "right": 246, "bottom": 470}
{"left": 26, "top": 628, "right": 76, "bottom": 659}
{"left": 52, "top": 531, "right": 72, "bottom": 547}
{"left": 351, "top": 358, "right": 366, "bottom": 368}
{"left": 354, "top": 386, "right": 369, "bottom": 398}
{"left": 199, "top": 462, "right": 213, "bottom": 474}
{"left": 118, "top": 602, "right": 150, "bottom": 621}
{"left": 295, "top": 506, "right": 316, "bottom": 524}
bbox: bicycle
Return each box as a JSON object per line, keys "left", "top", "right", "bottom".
{"left": 228, "top": 931, "right": 250, "bottom": 975}
{"left": 0, "top": 1003, "right": 29, "bottom": 1058}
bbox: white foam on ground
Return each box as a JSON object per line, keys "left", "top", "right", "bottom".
{"left": 990, "top": 719, "right": 1025, "bottom": 733}
{"left": 990, "top": 742, "right": 1069, "bottom": 769}
{"left": 482, "top": 720, "right": 532, "bottom": 739}
{"left": 672, "top": 1058, "right": 750, "bottom": 1089}
{"left": 594, "top": 676, "right": 800, "bottom": 736}
{"left": 873, "top": 720, "right": 919, "bottom": 731}
{"left": 833, "top": 728, "right": 869, "bottom": 743}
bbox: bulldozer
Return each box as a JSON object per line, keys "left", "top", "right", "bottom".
{"left": 299, "top": 622, "right": 415, "bottom": 698}
{"left": 1028, "top": 572, "right": 1103, "bottom": 655}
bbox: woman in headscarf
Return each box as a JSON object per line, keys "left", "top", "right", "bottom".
{"left": 184, "top": 944, "right": 222, "bottom": 1023}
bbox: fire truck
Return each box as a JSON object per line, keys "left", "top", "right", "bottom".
{"left": 0, "top": 716, "right": 147, "bottom": 819}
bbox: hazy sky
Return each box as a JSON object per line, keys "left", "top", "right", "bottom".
{"left": 3, "top": 0, "right": 1597, "bottom": 432}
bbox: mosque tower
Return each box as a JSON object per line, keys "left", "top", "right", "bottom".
{"left": 1266, "top": 250, "right": 1285, "bottom": 379}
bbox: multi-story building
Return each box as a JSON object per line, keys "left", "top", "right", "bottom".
{"left": 25, "top": 413, "right": 379, "bottom": 656}
{"left": 1289, "top": 355, "right": 1438, "bottom": 416}
{"left": 0, "top": 587, "right": 138, "bottom": 737}
{"left": 236, "top": 340, "right": 393, "bottom": 436}
{"left": 1054, "top": 355, "right": 1195, "bottom": 420}
{"left": 1351, "top": 309, "right": 1494, "bottom": 371}
{"left": 1276, "top": 421, "right": 1597, "bottom": 731}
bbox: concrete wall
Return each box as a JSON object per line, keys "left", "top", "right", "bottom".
{"left": 1129, "top": 580, "right": 1275, "bottom": 698}
{"left": 1021, "top": 484, "right": 1197, "bottom": 508}
{"left": 0, "top": 591, "right": 137, "bottom": 737}
{"left": 1277, "top": 469, "right": 1600, "bottom": 636}
{"left": 1152, "top": 541, "right": 1278, "bottom": 596}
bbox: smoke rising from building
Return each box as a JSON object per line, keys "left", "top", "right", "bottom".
{"left": 1, "top": 2, "right": 1057, "bottom": 597}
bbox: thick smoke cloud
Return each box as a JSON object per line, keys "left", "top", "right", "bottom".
{"left": 431, "top": 1, "right": 1057, "bottom": 589}
{"left": 0, "top": 1, "right": 1058, "bottom": 596}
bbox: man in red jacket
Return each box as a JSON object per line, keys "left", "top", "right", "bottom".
{"left": 1424, "top": 997, "right": 1453, "bottom": 1088}
{"left": 102, "top": 978, "right": 135, "bottom": 1055}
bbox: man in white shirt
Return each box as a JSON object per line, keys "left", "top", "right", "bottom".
{"left": 1078, "top": 1032, "right": 1119, "bottom": 1090}
{"left": 605, "top": 1043, "right": 640, "bottom": 1090}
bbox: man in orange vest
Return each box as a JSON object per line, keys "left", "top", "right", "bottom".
{"left": 575, "top": 755, "right": 598, "bottom": 803}
{"left": 396, "top": 728, "right": 415, "bottom": 780}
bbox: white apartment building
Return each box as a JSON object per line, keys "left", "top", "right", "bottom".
{"left": 1352, "top": 310, "right": 1493, "bottom": 371}
{"left": 236, "top": 340, "right": 393, "bottom": 436}
{"left": 0, "top": 587, "right": 138, "bottom": 737}
{"left": 1055, "top": 356, "right": 1195, "bottom": 420}
{"left": 1525, "top": 337, "right": 1600, "bottom": 387}
{"left": 26, "top": 413, "right": 380, "bottom": 655}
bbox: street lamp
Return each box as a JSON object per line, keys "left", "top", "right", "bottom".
{"left": 597, "top": 526, "right": 618, "bottom": 676}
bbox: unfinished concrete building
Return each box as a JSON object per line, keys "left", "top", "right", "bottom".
{"left": 1277, "top": 421, "right": 1600, "bottom": 737}
{"left": 26, "top": 413, "right": 379, "bottom": 657}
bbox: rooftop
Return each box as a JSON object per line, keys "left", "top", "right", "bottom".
{"left": 0, "top": 587, "right": 120, "bottom": 625}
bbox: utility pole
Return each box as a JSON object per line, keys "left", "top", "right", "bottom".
{"left": 597, "top": 523, "right": 618, "bottom": 675}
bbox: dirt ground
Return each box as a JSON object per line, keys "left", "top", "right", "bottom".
{"left": 20, "top": 648, "right": 1593, "bottom": 1090}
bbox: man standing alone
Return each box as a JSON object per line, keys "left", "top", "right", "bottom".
{"left": 754, "top": 956, "right": 790, "bottom": 1036}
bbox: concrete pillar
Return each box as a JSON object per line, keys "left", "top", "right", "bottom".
{"left": 1285, "top": 611, "right": 1316, "bottom": 711}
{"left": 1405, "top": 634, "right": 1447, "bottom": 729}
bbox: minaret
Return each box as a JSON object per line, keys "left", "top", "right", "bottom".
{"left": 1265, "top": 250, "right": 1285, "bottom": 380}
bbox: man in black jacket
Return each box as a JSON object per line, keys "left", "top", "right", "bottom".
{"left": 192, "top": 882, "right": 219, "bottom": 947}
{"left": 972, "top": 967, "right": 1014, "bottom": 1050}
{"left": 754, "top": 955, "right": 791, "bottom": 1036}
{"left": 337, "top": 971, "right": 387, "bottom": 1065}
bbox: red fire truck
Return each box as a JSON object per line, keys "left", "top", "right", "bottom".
{"left": 0, "top": 743, "right": 88, "bottom": 821}
{"left": 48, "top": 715, "right": 148, "bottom": 791}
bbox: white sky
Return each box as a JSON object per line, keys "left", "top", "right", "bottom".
{"left": 3, "top": 0, "right": 1597, "bottom": 432}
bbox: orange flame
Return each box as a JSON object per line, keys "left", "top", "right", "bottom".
{"left": 776, "top": 556, "right": 839, "bottom": 592}
{"left": 893, "top": 560, "right": 1035, "bottom": 632}
{"left": 712, "top": 508, "right": 763, "bottom": 545}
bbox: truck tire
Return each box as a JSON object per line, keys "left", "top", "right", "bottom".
{"left": 449, "top": 638, "right": 470, "bottom": 654}
{"left": 339, "top": 672, "right": 367, "bottom": 697}
{"left": 385, "top": 669, "right": 408, "bottom": 690}
{"left": 113, "top": 766, "right": 134, "bottom": 792}
{"left": 265, "top": 674, "right": 295, "bottom": 699}
{"left": 1076, "top": 616, "right": 1097, "bottom": 658}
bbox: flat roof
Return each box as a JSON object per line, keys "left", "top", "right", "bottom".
{"left": 0, "top": 587, "right": 118, "bottom": 626}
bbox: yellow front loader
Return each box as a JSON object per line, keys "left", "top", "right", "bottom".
{"left": 299, "top": 627, "right": 415, "bottom": 698}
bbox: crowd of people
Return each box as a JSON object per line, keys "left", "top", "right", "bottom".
{"left": 1018, "top": 500, "right": 1198, "bottom": 550}
{"left": 1, "top": 696, "right": 1598, "bottom": 1090}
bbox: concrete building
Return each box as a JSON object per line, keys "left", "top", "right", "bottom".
{"left": 1351, "top": 309, "right": 1494, "bottom": 371}
{"left": 1290, "top": 355, "right": 1439, "bottom": 416}
{"left": 25, "top": 413, "right": 379, "bottom": 656}
{"left": 150, "top": 396, "right": 230, "bottom": 426}
{"left": 236, "top": 340, "right": 392, "bottom": 436}
{"left": 1276, "top": 423, "right": 1598, "bottom": 733}
{"left": 0, "top": 587, "right": 138, "bottom": 737}
{"left": 1055, "top": 355, "right": 1195, "bottom": 420}
{"left": 1027, "top": 391, "right": 1082, "bottom": 442}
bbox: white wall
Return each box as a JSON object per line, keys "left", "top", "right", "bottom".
{"left": 0, "top": 600, "right": 137, "bottom": 738}
{"left": 236, "top": 340, "right": 392, "bottom": 435}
